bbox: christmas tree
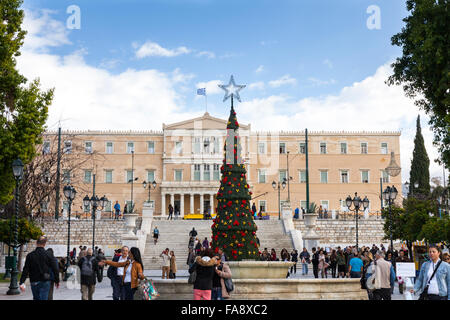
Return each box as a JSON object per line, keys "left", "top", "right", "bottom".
{"left": 211, "top": 76, "right": 259, "bottom": 261}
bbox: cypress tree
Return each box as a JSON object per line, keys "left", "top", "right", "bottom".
{"left": 409, "top": 115, "right": 430, "bottom": 197}
{"left": 211, "top": 105, "right": 260, "bottom": 261}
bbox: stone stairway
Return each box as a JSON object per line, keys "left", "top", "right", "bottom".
{"left": 143, "top": 219, "right": 293, "bottom": 271}
{"left": 28, "top": 219, "right": 128, "bottom": 256}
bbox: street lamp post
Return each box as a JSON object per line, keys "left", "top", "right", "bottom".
{"left": 7, "top": 159, "right": 24, "bottom": 295}
{"left": 63, "top": 185, "right": 76, "bottom": 281}
{"left": 83, "top": 193, "right": 108, "bottom": 251}
{"left": 383, "top": 185, "right": 398, "bottom": 252}
{"left": 345, "top": 192, "right": 370, "bottom": 250}
{"left": 142, "top": 180, "right": 157, "bottom": 204}
{"left": 272, "top": 179, "right": 287, "bottom": 220}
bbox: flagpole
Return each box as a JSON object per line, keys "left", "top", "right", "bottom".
{"left": 205, "top": 94, "right": 208, "bottom": 113}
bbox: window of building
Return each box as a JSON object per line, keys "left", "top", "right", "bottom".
{"left": 42, "top": 169, "right": 50, "bottom": 184}
{"left": 193, "top": 137, "right": 201, "bottom": 154}
{"left": 148, "top": 141, "right": 155, "bottom": 154}
{"left": 279, "top": 170, "right": 287, "bottom": 182}
{"left": 340, "top": 142, "right": 347, "bottom": 154}
{"left": 127, "top": 142, "right": 135, "bottom": 154}
{"left": 104, "top": 200, "right": 112, "bottom": 212}
{"left": 43, "top": 141, "right": 50, "bottom": 155}
{"left": 63, "top": 169, "right": 71, "bottom": 184}
{"left": 258, "top": 169, "right": 266, "bottom": 183}
{"left": 320, "top": 200, "right": 329, "bottom": 210}
{"left": 84, "top": 170, "right": 92, "bottom": 183}
{"left": 300, "top": 200, "right": 308, "bottom": 211}
{"left": 126, "top": 170, "right": 133, "bottom": 183}
{"left": 203, "top": 164, "right": 210, "bottom": 181}
{"left": 85, "top": 141, "right": 92, "bottom": 154}
{"left": 174, "top": 169, "right": 183, "bottom": 181}
{"left": 259, "top": 200, "right": 266, "bottom": 213}
{"left": 258, "top": 142, "right": 266, "bottom": 154}
{"left": 361, "top": 170, "right": 369, "bottom": 183}
{"left": 320, "top": 170, "right": 328, "bottom": 183}
{"left": 213, "top": 164, "right": 220, "bottom": 180}
{"left": 361, "top": 142, "right": 368, "bottom": 154}
{"left": 105, "top": 170, "right": 113, "bottom": 183}
{"left": 279, "top": 142, "right": 286, "bottom": 154}
{"left": 340, "top": 170, "right": 349, "bottom": 183}
{"left": 381, "top": 170, "right": 389, "bottom": 183}
{"left": 320, "top": 142, "right": 327, "bottom": 154}
{"left": 381, "top": 143, "right": 388, "bottom": 154}
{"left": 83, "top": 201, "right": 90, "bottom": 212}
{"left": 63, "top": 201, "right": 69, "bottom": 213}
{"left": 63, "top": 141, "right": 72, "bottom": 154}
{"left": 204, "top": 137, "right": 210, "bottom": 153}
{"left": 147, "top": 170, "right": 155, "bottom": 183}
{"left": 299, "top": 170, "right": 306, "bottom": 183}
{"left": 299, "top": 142, "right": 306, "bottom": 154}
{"left": 106, "top": 142, "right": 113, "bottom": 154}
{"left": 194, "top": 164, "right": 201, "bottom": 181}
{"left": 175, "top": 141, "right": 182, "bottom": 154}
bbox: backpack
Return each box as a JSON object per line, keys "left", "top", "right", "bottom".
{"left": 81, "top": 256, "right": 95, "bottom": 276}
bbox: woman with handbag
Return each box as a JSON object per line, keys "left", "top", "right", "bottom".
{"left": 100, "top": 247, "right": 145, "bottom": 300}
{"left": 211, "top": 254, "right": 232, "bottom": 300}
{"left": 188, "top": 248, "right": 217, "bottom": 300}
{"left": 412, "top": 245, "right": 450, "bottom": 300}
{"left": 318, "top": 250, "right": 328, "bottom": 278}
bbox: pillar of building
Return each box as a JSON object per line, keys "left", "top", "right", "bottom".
{"left": 190, "top": 194, "right": 194, "bottom": 215}
{"left": 200, "top": 193, "right": 204, "bottom": 215}
{"left": 180, "top": 193, "right": 185, "bottom": 218}
{"left": 161, "top": 193, "right": 166, "bottom": 216}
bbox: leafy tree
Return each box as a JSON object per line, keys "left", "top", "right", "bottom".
{"left": 419, "top": 216, "right": 449, "bottom": 248}
{"left": 211, "top": 106, "right": 259, "bottom": 261}
{"left": 408, "top": 115, "right": 431, "bottom": 197}
{"left": 0, "top": 218, "right": 43, "bottom": 247}
{"left": 387, "top": 0, "right": 450, "bottom": 172}
{"left": 0, "top": 0, "right": 54, "bottom": 205}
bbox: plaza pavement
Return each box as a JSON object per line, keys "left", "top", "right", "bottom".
{"left": 0, "top": 267, "right": 410, "bottom": 300}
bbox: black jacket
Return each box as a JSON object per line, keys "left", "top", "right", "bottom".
{"left": 107, "top": 255, "right": 121, "bottom": 279}
{"left": 77, "top": 255, "right": 100, "bottom": 285}
{"left": 20, "top": 247, "right": 60, "bottom": 285}
{"left": 189, "top": 229, "right": 198, "bottom": 237}
{"left": 188, "top": 256, "right": 217, "bottom": 290}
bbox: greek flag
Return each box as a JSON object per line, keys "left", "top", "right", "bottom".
{"left": 197, "top": 88, "right": 206, "bottom": 96}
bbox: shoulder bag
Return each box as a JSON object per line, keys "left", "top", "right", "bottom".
{"left": 418, "top": 260, "right": 442, "bottom": 300}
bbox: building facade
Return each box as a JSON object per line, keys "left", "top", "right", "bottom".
{"left": 41, "top": 112, "right": 402, "bottom": 218}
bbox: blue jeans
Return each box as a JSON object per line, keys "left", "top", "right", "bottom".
{"left": 302, "top": 263, "right": 308, "bottom": 275}
{"left": 30, "top": 281, "right": 51, "bottom": 300}
{"left": 121, "top": 282, "right": 133, "bottom": 300}
{"left": 211, "top": 287, "right": 223, "bottom": 300}
{"left": 111, "top": 276, "right": 122, "bottom": 300}
{"left": 350, "top": 271, "right": 361, "bottom": 278}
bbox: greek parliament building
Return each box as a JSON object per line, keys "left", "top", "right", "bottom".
{"left": 42, "top": 112, "right": 402, "bottom": 218}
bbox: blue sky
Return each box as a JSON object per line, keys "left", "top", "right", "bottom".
{"left": 26, "top": 0, "right": 407, "bottom": 102}
{"left": 17, "top": 0, "right": 444, "bottom": 181}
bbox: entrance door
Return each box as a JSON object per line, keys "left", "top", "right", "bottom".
{"left": 204, "top": 200, "right": 211, "bottom": 214}
{"left": 174, "top": 200, "right": 181, "bottom": 214}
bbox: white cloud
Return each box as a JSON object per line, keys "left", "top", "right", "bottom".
{"left": 195, "top": 80, "right": 222, "bottom": 95}
{"left": 269, "top": 75, "right": 297, "bottom": 88}
{"left": 248, "top": 81, "right": 265, "bottom": 90}
{"left": 255, "top": 65, "right": 264, "bottom": 73}
{"left": 17, "top": 9, "right": 199, "bottom": 131}
{"left": 238, "top": 64, "right": 441, "bottom": 181}
{"left": 196, "top": 51, "right": 215, "bottom": 59}
{"left": 308, "top": 77, "right": 337, "bottom": 86}
{"left": 134, "top": 41, "right": 191, "bottom": 58}
{"left": 22, "top": 9, "right": 72, "bottom": 52}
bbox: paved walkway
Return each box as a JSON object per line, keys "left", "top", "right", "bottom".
{"left": 0, "top": 268, "right": 411, "bottom": 300}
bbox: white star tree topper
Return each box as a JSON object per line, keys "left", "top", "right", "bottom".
{"left": 218, "top": 75, "right": 246, "bottom": 103}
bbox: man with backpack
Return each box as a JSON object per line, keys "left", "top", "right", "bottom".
{"left": 77, "top": 248, "right": 101, "bottom": 300}
{"left": 19, "top": 236, "right": 60, "bottom": 300}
